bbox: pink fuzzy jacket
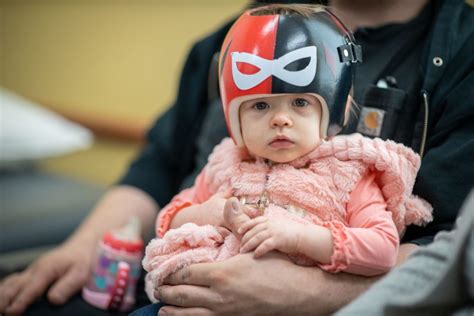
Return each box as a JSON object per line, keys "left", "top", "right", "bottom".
{"left": 143, "top": 134, "right": 432, "bottom": 300}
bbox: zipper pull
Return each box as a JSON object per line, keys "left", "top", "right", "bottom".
{"left": 420, "top": 90, "right": 430, "bottom": 158}
{"left": 256, "top": 191, "right": 269, "bottom": 213}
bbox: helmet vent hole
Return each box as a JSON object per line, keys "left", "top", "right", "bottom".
{"left": 237, "top": 62, "right": 261, "bottom": 75}
{"left": 284, "top": 57, "right": 311, "bottom": 71}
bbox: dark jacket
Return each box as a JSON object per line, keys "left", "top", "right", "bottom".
{"left": 120, "top": 0, "right": 474, "bottom": 244}
{"left": 404, "top": 0, "right": 474, "bottom": 243}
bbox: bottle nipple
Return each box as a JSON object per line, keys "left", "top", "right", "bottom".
{"left": 104, "top": 216, "right": 144, "bottom": 253}
{"left": 112, "top": 216, "right": 141, "bottom": 242}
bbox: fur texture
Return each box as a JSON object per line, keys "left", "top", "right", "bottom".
{"left": 143, "top": 134, "right": 433, "bottom": 302}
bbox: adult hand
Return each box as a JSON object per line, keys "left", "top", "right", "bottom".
{"left": 155, "top": 251, "right": 374, "bottom": 315}
{"left": 0, "top": 240, "right": 94, "bottom": 315}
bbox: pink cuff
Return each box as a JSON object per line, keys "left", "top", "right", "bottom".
{"left": 157, "top": 200, "right": 192, "bottom": 237}
{"left": 318, "top": 221, "right": 351, "bottom": 273}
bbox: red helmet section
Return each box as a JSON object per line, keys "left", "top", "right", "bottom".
{"left": 219, "top": 12, "right": 278, "bottom": 143}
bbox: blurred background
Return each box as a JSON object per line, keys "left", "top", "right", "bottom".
{"left": 0, "top": 0, "right": 247, "bottom": 270}
{"left": 1, "top": 0, "right": 246, "bottom": 184}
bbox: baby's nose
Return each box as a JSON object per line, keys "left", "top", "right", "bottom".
{"left": 271, "top": 112, "right": 292, "bottom": 127}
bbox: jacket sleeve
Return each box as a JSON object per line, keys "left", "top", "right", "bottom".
{"left": 156, "top": 168, "right": 214, "bottom": 237}
{"left": 318, "top": 173, "right": 400, "bottom": 276}
{"left": 118, "top": 21, "right": 233, "bottom": 209}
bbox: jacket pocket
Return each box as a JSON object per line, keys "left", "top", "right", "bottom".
{"left": 357, "top": 85, "right": 407, "bottom": 140}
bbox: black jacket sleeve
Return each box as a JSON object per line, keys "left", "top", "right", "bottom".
{"left": 118, "top": 22, "right": 233, "bottom": 208}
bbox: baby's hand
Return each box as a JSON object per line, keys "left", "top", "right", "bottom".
{"left": 223, "top": 197, "right": 252, "bottom": 237}
{"left": 238, "top": 217, "right": 303, "bottom": 258}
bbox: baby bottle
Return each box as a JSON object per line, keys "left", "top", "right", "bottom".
{"left": 82, "top": 217, "right": 144, "bottom": 312}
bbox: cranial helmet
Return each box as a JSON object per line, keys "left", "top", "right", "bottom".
{"left": 219, "top": 5, "right": 362, "bottom": 147}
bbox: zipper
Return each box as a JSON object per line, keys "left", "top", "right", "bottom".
{"left": 239, "top": 173, "right": 269, "bottom": 214}
{"left": 244, "top": 163, "right": 307, "bottom": 218}
{"left": 256, "top": 172, "right": 270, "bottom": 213}
{"left": 420, "top": 90, "right": 430, "bottom": 158}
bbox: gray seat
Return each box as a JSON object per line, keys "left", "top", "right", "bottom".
{"left": 0, "top": 169, "right": 105, "bottom": 270}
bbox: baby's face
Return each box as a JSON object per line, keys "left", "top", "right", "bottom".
{"left": 239, "top": 94, "right": 322, "bottom": 163}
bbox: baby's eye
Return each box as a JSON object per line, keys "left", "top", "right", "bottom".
{"left": 254, "top": 102, "right": 269, "bottom": 110}
{"left": 293, "top": 98, "right": 309, "bottom": 107}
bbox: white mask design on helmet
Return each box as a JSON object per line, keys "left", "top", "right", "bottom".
{"left": 231, "top": 46, "right": 317, "bottom": 90}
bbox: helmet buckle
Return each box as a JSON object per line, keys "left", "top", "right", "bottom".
{"left": 337, "top": 42, "right": 363, "bottom": 64}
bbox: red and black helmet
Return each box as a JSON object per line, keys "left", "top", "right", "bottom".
{"left": 219, "top": 6, "right": 362, "bottom": 147}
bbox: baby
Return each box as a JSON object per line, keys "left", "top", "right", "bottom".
{"left": 142, "top": 3, "right": 433, "bottom": 304}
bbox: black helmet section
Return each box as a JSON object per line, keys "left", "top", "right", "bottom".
{"left": 272, "top": 10, "right": 362, "bottom": 135}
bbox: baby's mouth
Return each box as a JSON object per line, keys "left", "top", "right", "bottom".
{"left": 269, "top": 136, "right": 294, "bottom": 148}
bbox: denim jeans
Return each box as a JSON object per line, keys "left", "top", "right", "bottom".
{"left": 129, "top": 303, "right": 166, "bottom": 316}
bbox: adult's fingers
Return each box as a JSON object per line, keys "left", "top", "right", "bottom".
{"left": 156, "top": 284, "right": 220, "bottom": 309}
{"left": 0, "top": 273, "right": 23, "bottom": 312}
{"left": 158, "top": 305, "right": 215, "bottom": 316}
{"left": 164, "top": 261, "right": 219, "bottom": 286}
{"left": 47, "top": 264, "right": 90, "bottom": 305}
{"left": 2, "top": 267, "right": 55, "bottom": 315}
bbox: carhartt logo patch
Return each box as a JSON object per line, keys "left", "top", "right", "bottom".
{"left": 357, "top": 107, "right": 385, "bottom": 137}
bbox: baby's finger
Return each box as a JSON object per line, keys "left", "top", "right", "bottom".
{"left": 238, "top": 216, "right": 267, "bottom": 235}
{"left": 223, "top": 198, "right": 244, "bottom": 227}
{"left": 240, "top": 230, "right": 271, "bottom": 253}
{"left": 254, "top": 238, "right": 277, "bottom": 258}
{"left": 216, "top": 226, "right": 231, "bottom": 238}
{"left": 240, "top": 222, "right": 268, "bottom": 247}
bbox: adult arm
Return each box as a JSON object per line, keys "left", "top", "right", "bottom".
{"left": 0, "top": 185, "right": 158, "bottom": 315}
{"left": 337, "top": 193, "right": 474, "bottom": 315}
{"left": 155, "top": 244, "right": 418, "bottom": 315}
{"left": 154, "top": 200, "right": 417, "bottom": 315}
